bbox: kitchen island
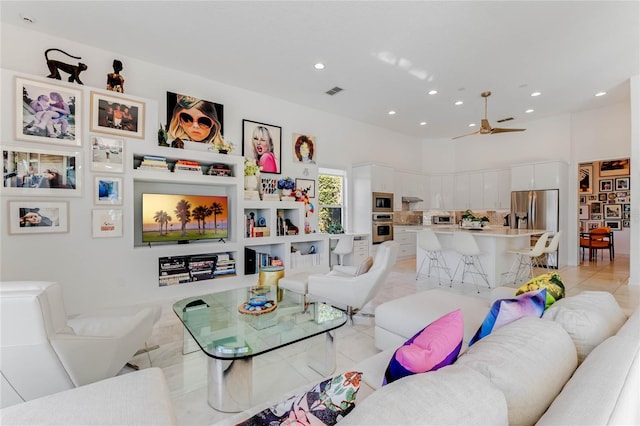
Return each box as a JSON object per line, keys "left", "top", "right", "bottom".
{"left": 415, "top": 226, "right": 547, "bottom": 288}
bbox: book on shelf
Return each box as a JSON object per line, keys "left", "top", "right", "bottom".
{"left": 174, "top": 159, "right": 202, "bottom": 173}
{"left": 139, "top": 155, "right": 170, "bottom": 172}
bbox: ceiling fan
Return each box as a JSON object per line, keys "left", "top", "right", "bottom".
{"left": 452, "top": 91, "right": 526, "bottom": 139}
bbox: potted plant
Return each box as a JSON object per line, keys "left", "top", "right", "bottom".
{"left": 244, "top": 157, "right": 260, "bottom": 191}
{"left": 277, "top": 177, "right": 295, "bottom": 196}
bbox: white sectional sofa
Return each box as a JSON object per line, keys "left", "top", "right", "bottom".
{"left": 2, "top": 289, "right": 638, "bottom": 426}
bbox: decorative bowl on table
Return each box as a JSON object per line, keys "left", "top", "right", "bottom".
{"left": 238, "top": 296, "right": 277, "bottom": 315}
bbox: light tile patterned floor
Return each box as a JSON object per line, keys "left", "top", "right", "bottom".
{"left": 127, "top": 254, "right": 637, "bottom": 425}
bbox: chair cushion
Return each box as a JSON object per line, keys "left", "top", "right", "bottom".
{"left": 456, "top": 317, "right": 577, "bottom": 426}
{"left": 468, "top": 288, "right": 547, "bottom": 346}
{"left": 516, "top": 272, "right": 565, "bottom": 308}
{"left": 236, "top": 371, "right": 362, "bottom": 426}
{"left": 354, "top": 256, "right": 373, "bottom": 276}
{"left": 542, "top": 291, "right": 627, "bottom": 363}
{"left": 383, "top": 309, "right": 463, "bottom": 386}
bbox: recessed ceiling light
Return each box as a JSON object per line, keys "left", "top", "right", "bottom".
{"left": 314, "top": 63, "right": 325, "bottom": 70}
{"left": 595, "top": 91, "right": 607, "bottom": 97}
{"left": 455, "top": 101, "right": 464, "bottom": 106}
{"left": 388, "top": 110, "right": 396, "bottom": 115}
{"left": 419, "top": 121, "right": 427, "bottom": 126}
{"left": 531, "top": 91, "right": 541, "bottom": 97}
{"left": 468, "top": 123, "right": 476, "bottom": 127}
{"left": 525, "top": 109, "right": 535, "bottom": 113}
{"left": 428, "top": 90, "right": 438, "bottom": 95}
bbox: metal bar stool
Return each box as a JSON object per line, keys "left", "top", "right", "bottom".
{"left": 415, "top": 229, "right": 452, "bottom": 285}
{"left": 504, "top": 232, "right": 550, "bottom": 285}
{"left": 451, "top": 231, "right": 490, "bottom": 293}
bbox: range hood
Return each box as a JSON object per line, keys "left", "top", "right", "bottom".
{"left": 402, "top": 196, "right": 424, "bottom": 203}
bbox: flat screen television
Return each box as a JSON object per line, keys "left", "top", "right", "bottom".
{"left": 142, "top": 193, "right": 228, "bottom": 243}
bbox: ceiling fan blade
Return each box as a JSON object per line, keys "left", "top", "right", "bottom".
{"left": 452, "top": 130, "right": 481, "bottom": 140}
{"left": 490, "top": 128, "right": 526, "bottom": 134}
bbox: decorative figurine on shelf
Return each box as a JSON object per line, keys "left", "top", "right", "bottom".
{"left": 157, "top": 124, "right": 169, "bottom": 146}
{"left": 284, "top": 218, "right": 298, "bottom": 235}
{"left": 44, "top": 48, "right": 87, "bottom": 85}
{"left": 106, "top": 59, "right": 125, "bottom": 93}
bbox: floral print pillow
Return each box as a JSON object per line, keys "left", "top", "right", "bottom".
{"left": 237, "top": 371, "right": 362, "bottom": 426}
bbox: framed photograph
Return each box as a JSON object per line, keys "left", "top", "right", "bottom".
{"left": 292, "top": 133, "right": 316, "bottom": 164}
{"left": 92, "top": 209, "right": 123, "bottom": 238}
{"left": 242, "top": 119, "right": 281, "bottom": 174}
{"left": 2, "top": 146, "right": 81, "bottom": 197}
{"left": 599, "top": 179, "right": 613, "bottom": 192}
{"left": 598, "top": 193, "right": 607, "bottom": 201}
{"left": 604, "top": 204, "right": 622, "bottom": 220}
{"left": 624, "top": 204, "right": 631, "bottom": 212}
{"left": 605, "top": 220, "right": 622, "bottom": 231}
{"left": 615, "top": 177, "right": 630, "bottom": 191}
{"left": 623, "top": 220, "right": 630, "bottom": 228}
{"left": 94, "top": 176, "right": 123, "bottom": 205}
{"left": 16, "top": 77, "right": 81, "bottom": 146}
{"left": 578, "top": 164, "right": 593, "bottom": 194}
{"left": 588, "top": 195, "right": 597, "bottom": 201}
{"left": 586, "top": 221, "right": 601, "bottom": 231}
{"left": 579, "top": 195, "right": 586, "bottom": 204}
{"left": 591, "top": 213, "right": 602, "bottom": 221}
{"left": 579, "top": 205, "right": 589, "bottom": 220}
{"left": 8, "top": 200, "right": 69, "bottom": 234}
{"left": 623, "top": 211, "right": 630, "bottom": 221}
{"left": 90, "top": 91, "right": 145, "bottom": 139}
{"left": 91, "top": 136, "right": 124, "bottom": 173}
{"left": 295, "top": 178, "right": 316, "bottom": 198}
{"left": 608, "top": 192, "right": 617, "bottom": 200}
{"left": 165, "top": 91, "right": 224, "bottom": 151}
{"left": 599, "top": 159, "right": 630, "bottom": 177}
{"left": 590, "top": 202, "right": 601, "bottom": 214}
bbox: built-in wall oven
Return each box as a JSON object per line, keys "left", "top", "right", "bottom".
{"left": 372, "top": 213, "right": 394, "bottom": 244}
{"left": 372, "top": 192, "right": 394, "bottom": 212}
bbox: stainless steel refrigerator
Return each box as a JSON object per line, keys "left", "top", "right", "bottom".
{"left": 510, "top": 189, "right": 559, "bottom": 267}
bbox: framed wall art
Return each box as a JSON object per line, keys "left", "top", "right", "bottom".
{"left": 598, "top": 193, "right": 607, "bottom": 201}
{"left": 605, "top": 220, "right": 622, "bottom": 231}
{"left": 599, "top": 179, "right": 613, "bottom": 192}
{"left": 90, "top": 91, "right": 145, "bottom": 139}
{"left": 599, "top": 159, "right": 630, "bottom": 177}
{"left": 585, "top": 221, "right": 601, "bottom": 231}
{"left": 242, "top": 119, "right": 281, "bottom": 174}
{"left": 91, "top": 136, "right": 124, "bottom": 173}
{"left": 623, "top": 220, "right": 630, "bottom": 228}
{"left": 603, "top": 204, "right": 622, "bottom": 220}
{"left": 165, "top": 91, "right": 225, "bottom": 151}
{"left": 16, "top": 77, "right": 81, "bottom": 146}
{"left": 92, "top": 209, "right": 123, "bottom": 238}
{"left": 94, "top": 176, "right": 123, "bottom": 205}
{"left": 579, "top": 205, "right": 589, "bottom": 220}
{"left": 292, "top": 133, "right": 316, "bottom": 164}
{"left": 590, "top": 202, "right": 601, "bottom": 214}
{"left": 578, "top": 164, "right": 592, "bottom": 194}
{"left": 295, "top": 178, "right": 316, "bottom": 198}
{"left": 615, "top": 177, "right": 630, "bottom": 191}
{"left": 8, "top": 200, "right": 69, "bottom": 234}
{"left": 2, "top": 146, "right": 82, "bottom": 197}
{"left": 579, "top": 195, "right": 586, "bottom": 204}
{"left": 591, "top": 213, "right": 602, "bottom": 221}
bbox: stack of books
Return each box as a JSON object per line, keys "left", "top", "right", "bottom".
{"left": 138, "top": 155, "right": 170, "bottom": 172}
{"left": 214, "top": 253, "right": 236, "bottom": 277}
{"left": 174, "top": 160, "right": 202, "bottom": 174}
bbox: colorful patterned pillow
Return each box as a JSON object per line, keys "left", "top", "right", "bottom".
{"left": 238, "top": 371, "right": 361, "bottom": 426}
{"left": 516, "top": 272, "right": 565, "bottom": 308}
{"left": 469, "top": 288, "right": 547, "bottom": 347}
{"left": 383, "top": 309, "right": 463, "bottom": 386}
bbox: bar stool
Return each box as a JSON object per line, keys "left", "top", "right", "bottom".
{"left": 415, "top": 229, "right": 451, "bottom": 285}
{"left": 543, "top": 231, "right": 561, "bottom": 270}
{"left": 451, "top": 231, "right": 490, "bottom": 293}
{"left": 505, "top": 232, "right": 550, "bottom": 285}
{"left": 332, "top": 235, "right": 354, "bottom": 266}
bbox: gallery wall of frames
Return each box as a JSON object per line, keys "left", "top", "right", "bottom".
{"left": 578, "top": 159, "right": 631, "bottom": 234}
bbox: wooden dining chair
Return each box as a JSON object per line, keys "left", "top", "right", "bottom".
{"left": 579, "top": 227, "right": 614, "bottom": 261}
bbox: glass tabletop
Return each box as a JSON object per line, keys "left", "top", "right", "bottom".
{"left": 173, "top": 287, "right": 347, "bottom": 359}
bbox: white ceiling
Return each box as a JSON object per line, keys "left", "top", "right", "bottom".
{"left": 2, "top": 1, "right": 638, "bottom": 139}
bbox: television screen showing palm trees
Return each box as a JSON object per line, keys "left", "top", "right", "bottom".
{"left": 142, "top": 193, "right": 228, "bottom": 243}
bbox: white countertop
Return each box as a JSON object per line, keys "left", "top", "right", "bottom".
{"left": 402, "top": 225, "right": 547, "bottom": 238}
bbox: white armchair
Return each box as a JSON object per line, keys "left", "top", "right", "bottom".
{"left": 0, "top": 281, "right": 160, "bottom": 408}
{"left": 307, "top": 241, "right": 399, "bottom": 322}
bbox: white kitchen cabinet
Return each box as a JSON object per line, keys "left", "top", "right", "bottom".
{"left": 482, "top": 169, "right": 511, "bottom": 210}
{"left": 370, "top": 164, "right": 395, "bottom": 193}
{"left": 454, "top": 172, "right": 483, "bottom": 210}
{"left": 429, "top": 174, "right": 454, "bottom": 210}
{"left": 396, "top": 171, "right": 428, "bottom": 210}
{"left": 511, "top": 161, "right": 567, "bottom": 191}
{"left": 394, "top": 227, "right": 418, "bottom": 260}
{"left": 497, "top": 169, "right": 511, "bottom": 209}
{"left": 454, "top": 174, "right": 470, "bottom": 210}
{"left": 468, "top": 172, "right": 484, "bottom": 210}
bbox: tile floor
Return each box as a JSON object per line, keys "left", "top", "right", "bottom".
{"left": 128, "top": 254, "right": 638, "bottom": 425}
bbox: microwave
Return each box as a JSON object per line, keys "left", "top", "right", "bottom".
{"left": 432, "top": 215, "right": 453, "bottom": 225}
{"left": 372, "top": 192, "right": 394, "bottom": 212}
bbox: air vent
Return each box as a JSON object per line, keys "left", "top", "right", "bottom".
{"left": 325, "top": 86, "right": 343, "bottom": 96}
{"left": 496, "top": 117, "right": 514, "bottom": 123}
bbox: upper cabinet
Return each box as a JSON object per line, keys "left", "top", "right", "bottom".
{"left": 395, "top": 171, "right": 428, "bottom": 210}
{"left": 430, "top": 174, "right": 454, "bottom": 210}
{"left": 482, "top": 169, "right": 511, "bottom": 210}
{"left": 511, "top": 161, "right": 567, "bottom": 191}
{"left": 370, "top": 164, "right": 395, "bottom": 193}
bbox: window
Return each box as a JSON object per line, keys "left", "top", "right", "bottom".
{"left": 318, "top": 168, "right": 346, "bottom": 233}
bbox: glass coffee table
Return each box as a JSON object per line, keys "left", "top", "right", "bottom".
{"left": 173, "top": 287, "right": 347, "bottom": 412}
